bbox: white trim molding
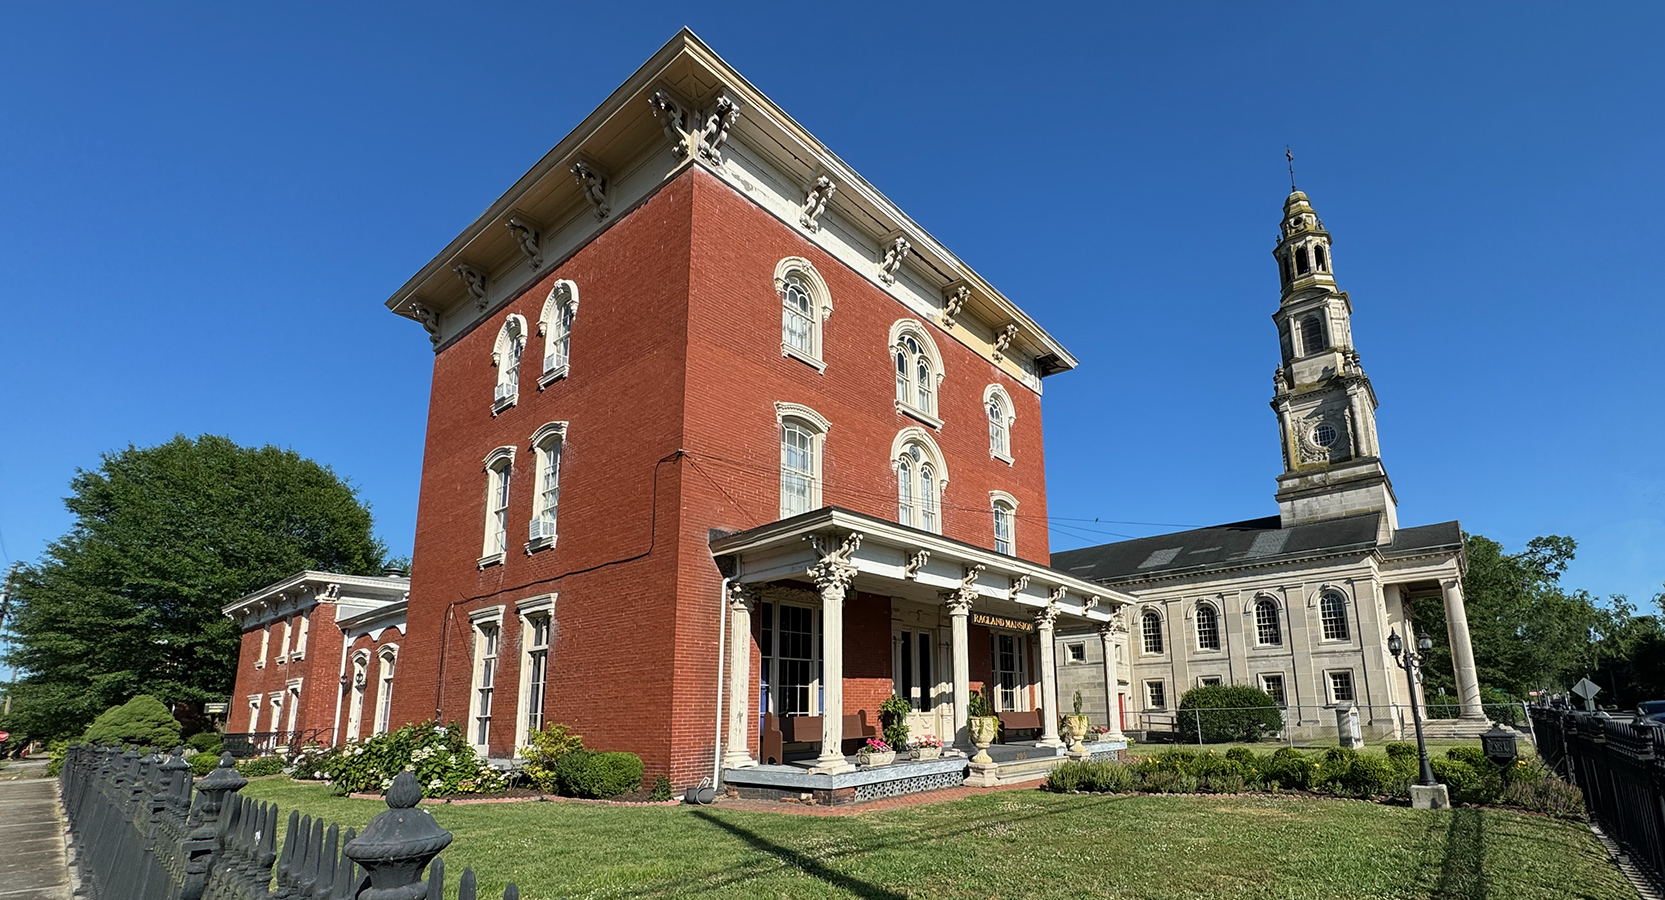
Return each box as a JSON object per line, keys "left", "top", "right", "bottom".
{"left": 775, "top": 257, "right": 833, "bottom": 372}
{"left": 517, "top": 593, "right": 556, "bottom": 615}
{"left": 537, "top": 280, "right": 579, "bottom": 388}
{"left": 774, "top": 401, "right": 831, "bottom": 433}
{"left": 983, "top": 383, "right": 1016, "bottom": 465}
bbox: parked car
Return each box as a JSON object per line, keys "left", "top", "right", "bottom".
{"left": 1634, "top": 700, "right": 1665, "bottom": 724}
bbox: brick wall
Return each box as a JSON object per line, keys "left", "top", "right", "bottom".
{"left": 227, "top": 603, "right": 347, "bottom": 738}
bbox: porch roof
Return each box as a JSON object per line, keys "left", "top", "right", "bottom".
{"left": 710, "top": 507, "right": 1134, "bottom": 626}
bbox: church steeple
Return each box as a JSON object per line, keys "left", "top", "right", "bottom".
{"left": 1269, "top": 188, "right": 1398, "bottom": 543}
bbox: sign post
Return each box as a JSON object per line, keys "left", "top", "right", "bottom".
{"left": 1570, "top": 677, "right": 1601, "bottom": 712}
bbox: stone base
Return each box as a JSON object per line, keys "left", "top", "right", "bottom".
{"left": 964, "top": 762, "right": 1001, "bottom": 787}
{"left": 1410, "top": 783, "right": 1450, "bottom": 810}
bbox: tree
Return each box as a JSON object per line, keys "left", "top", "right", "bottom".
{"left": 1176, "top": 684, "right": 1282, "bottom": 743}
{"left": 82, "top": 695, "right": 183, "bottom": 748}
{"left": 0, "top": 435, "right": 385, "bottom": 741}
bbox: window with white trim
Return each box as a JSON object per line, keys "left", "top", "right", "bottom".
{"left": 1145, "top": 680, "right": 1167, "bottom": 710}
{"left": 293, "top": 612, "right": 308, "bottom": 659}
{"left": 470, "top": 618, "right": 501, "bottom": 750}
{"left": 1141, "top": 610, "right": 1164, "bottom": 655}
{"left": 247, "top": 695, "right": 261, "bottom": 732}
{"left": 984, "top": 385, "right": 1015, "bottom": 463}
{"left": 1195, "top": 604, "right": 1221, "bottom": 651}
{"left": 775, "top": 259, "right": 831, "bottom": 370}
{"left": 492, "top": 315, "right": 527, "bottom": 412}
{"left": 1327, "top": 669, "right": 1355, "bottom": 704}
{"left": 522, "top": 615, "right": 549, "bottom": 738}
{"left": 990, "top": 632, "right": 1029, "bottom": 712}
{"left": 1199, "top": 675, "right": 1223, "bottom": 687}
{"left": 374, "top": 648, "right": 397, "bottom": 735}
{"left": 990, "top": 493, "right": 1017, "bottom": 556}
{"left": 1254, "top": 599, "right": 1283, "bottom": 647}
{"left": 285, "top": 682, "right": 302, "bottom": 733}
{"left": 538, "top": 281, "right": 579, "bottom": 386}
{"left": 890, "top": 321, "right": 942, "bottom": 424}
{"left": 257, "top": 625, "right": 270, "bottom": 668}
{"left": 758, "top": 601, "right": 821, "bottom": 717}
{"left": 893, "top": 430, "right": 947, "bottom": 534}
{"left": 480, "top": 447, "right": 514, "bottom": 566}
{"left": 775, "top": 404, "right": 830, "bottom": 519}
{"left": 1320, "top": 591, "right": 1350, "bottom": 641}
{"left": 1065, "top": 642, "right": 1086, "bottom": 664}
{"left": 528, "top": 424, "right": 565, "bottom": 550}
{"left": 267, "top": 692, "right": 284, "bottom": 732}
{"left": 1259, "top": 673, "right": 1287, "bottom": 707}
{"left": 277, "top": 620, "right": 292, "bottom": 663}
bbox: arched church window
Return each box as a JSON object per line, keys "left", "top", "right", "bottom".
{"left": 1320, "top": 592, "right": 1350, "bottom": 641}
{"left": 1295, "top": 246, "right": 1311, "bottom": 275}
{"left": 1279, "top": 255, "right": 1290, "bottom": 285}
{"left": 1195, "top": 605, "right": 1221, "bottom": 651}
{"left": 1300, "top": 316, "right": 1327, "bottom": 355}
{"left": 1141, "top": 610, "right": 1164, "bottom": 655}
{"left": 1254, "top": 599, "right": 1282, "bottom": 646}
{"left": 1314, "top": 244, "right": 1329, "bottom": 272}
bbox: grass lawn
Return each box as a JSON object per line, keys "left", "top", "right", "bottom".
{"left": 240, "top": 779, "right": 1635, "bottom": 900}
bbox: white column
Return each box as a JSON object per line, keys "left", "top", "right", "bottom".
{"left": 1442, "top": 579, "right": 1485, "bottom": 719}
{"left": 722, "top": 584, "right": 758, "bottom": 769}
{"left": 1036, "top": 606, "right": 1064, "bottom": 748}
{"left": 946, "top": 593, "right": 973, "bottom": 749}
{"left": 809, "top": 535, "right": 860, "bottom": 775}
{"left": 1099, "top": 623, "right": 1125, "bottom": 741}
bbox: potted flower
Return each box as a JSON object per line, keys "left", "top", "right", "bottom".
{"left": 1089, "top": 724, "right": 1111, "bottom": 743}
{"left": 878, "top": 694, "right": 913, "bottom": 752}
{"left": 858, "top": 737, "right": 896, "bottom": 767}
{"left": 911, "top": 734, "right": 944, "bottom": 761}
{"left": 967, "top": 685, "right": 1001, "bottom": 764}
{"left": 1063, "top": 691, "right": 1091, "bottom": 752}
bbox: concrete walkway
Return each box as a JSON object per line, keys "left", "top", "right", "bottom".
{"left": 0, "top": 759, "right": 73, "bottom": 900}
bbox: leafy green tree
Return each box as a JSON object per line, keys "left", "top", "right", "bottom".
{"left": 0, "top": 435, "right": 385, "bottom": 741}
{"left": 82, "top": 695, "right": 183, "bottom": 748}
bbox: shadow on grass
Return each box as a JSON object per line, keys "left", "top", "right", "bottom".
{"left": 1435, "top": 807, "right": 1487, "bottom": 900}
{"left": 692, "top": 810, "right": 907, "bottom": 900}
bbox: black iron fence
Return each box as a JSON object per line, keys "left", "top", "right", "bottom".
{"left": 220, "top": 729, "right": 332, "bottom": 759}
{"left": 60, "top": 744, "right": 517, "bottom": 900}
{"left": 1530, "top": 707, "right": 1665, "bottom": 892}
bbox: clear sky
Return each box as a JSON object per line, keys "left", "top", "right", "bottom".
{"left": 3, "top": 3, "right": 1661, "bottom": 611}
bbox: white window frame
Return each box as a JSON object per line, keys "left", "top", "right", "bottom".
{"left": 989, "top": 491, "right": 1018, "bottom": 556}
{"left": 775, "top": 258, "right": 832, "bottom": 372}
{"left": 257, "top": 625, "right": 270, "bottom": 669}
{"left": 983, "top": 384, "right": 1015, "bottom": 464}
{"left": 1326, "top": 669, "right": 1356, "bottom": 705}
{"left": 892, "top": 428, "right": 948, "bottom": 534}
{"left": 775, "top": 403, "right": 830, "bottom": 519}
{"left": 247, "top": 695, "right": 262, "bottom": 732}
{"left": 1253, "top": 598, "right": 1283, "bottom": 647}
{"left": 480, "top": 446, "right": 515, "bottom": 568}
{"left": 267, "top": 692, "right": 284, "bottom": 732}
{"left": 537, "top": 280, "right": 579, "bottom": 388}
{"left": 277, "top": 620, "right": 292, "bottom": 664}
{"left": 491, "top": 315, "right": 527, "bottom": 414}
{"left": 292, "top": 612, "right": 308, "bottom": 660}
{"left": 1065, "top": 641, "right": 1087, "bottom": 664}
{"left": 758, "top": 600, "right": 823, "bottom": 718}
{"left": 527, "top": 423, "right": 567, "bottom": 552}
{"left": 1144, "top": 680, "right": 1167, "bottom": 710}
{"left": 285, "top": 679, "right": 303, "bottom": 733}
{"left": 515, "top": 595, "right": 555, "bottom": 751}
{"left": 467, "top": 607, "right": 505, "bottom": 754}
{"left": 346, "top": 651, "right": 370, "bottom": 741}
{"left": 374, "top": 646, "right": 398, "bottom": 736}
{"left": 889, "top": 320, "right": 944, "bottom": 427}
{"left": 990, "top": 631, "right": 1030, "bottom": 712}
{"left": 1318, "top": 590, "right": 1351, "bottom": 642}
{"left": 1140, "top": 609, "right": 1164, "bottom": 656}
{"left": 1195, "top": 602, "right": 1222, "bottom": 652}
{"left": 1198, "top": 675, "right": 1223, "bottom": 687}
{"left": 1259, "top": 672, "right": 1288, "bottom": 707}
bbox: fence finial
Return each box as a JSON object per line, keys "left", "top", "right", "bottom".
{"left": 344, "top": 771, "right": 454, "bottom": 899}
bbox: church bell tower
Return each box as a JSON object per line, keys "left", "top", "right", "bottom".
{"left": 1269, "top": 188, "right": 1397, "bottom": 543}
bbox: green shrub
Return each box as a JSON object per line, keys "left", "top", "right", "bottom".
{"left": 303, "top": 720, "right": 507, "bottom": 796}
{"left": 237, "top": 756, "right": 285, "bottom": 778}
{"left": 1224, "top": 747, "right": 1256, "bottom": 767}
{"left": 186, "top": 733, "right": 223, "bottom": 755}
{"left": 1340, "top": 755, "right": 1399, "bottom": 798}
{"left": 1046, "top": 760, "right": 1090, "bottom": 792}
{"left": 1139, "top": 770, "right": 1199, "bottom": 793}
{"left": 82, "top": 696, "right": 182, "bottom": 749}
{"left": 649, "top": 775, "right": 673, "bottom": 802}
{"left": 1175, "top": 685, "right": 1283, "bottom": 743}
{"left": 1260, "top": 752, "right": 1316, "bottom": 790}
{"left": 1200, "top": 773, "right": 1247, "bottom": 794}
{"left": 1047, "top": 759, "right": 1137, "bottom": 793}
{"left": 878, "top": 695, "right": 913, "bottom": 749}
{"left": 1430, "top": 757, "right": 1501, "bottom": 805}
{"left": 521, "top": 723, "right": 585, "bottom": 793}
{"left": 1499, "top": 773, "right": 1584, "bottom": 818}
{"left": 1446, "top": 746, "right": 1491, "bottom": 769}
{"left": 1385, "top": 742, "right": 1417, "bottom": 761}
{"left": 556, "top": 750, "right": 643, "bottom": 799}
{"left": 45, "top": 740, "right": 70, "bottom": 777}
{"left": 188, "top": 751, "right": 219, "bottom": 776}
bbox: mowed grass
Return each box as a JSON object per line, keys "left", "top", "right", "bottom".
{"left": 240, "top": 779, "right": 1636, "bottom": 900}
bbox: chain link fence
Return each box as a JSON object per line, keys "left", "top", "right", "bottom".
{"left": 1124, "top": 701, "right": 1532, "bottom": 746}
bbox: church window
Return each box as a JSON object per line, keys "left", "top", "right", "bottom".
{"left": 1145, "top": 680, "right": 1167, "bottom": 709}
{"left": 1311, "top": 423, "right": 1337, "bottom": 448}
{"left": 1254, "top": 599, "right": 1282, "bottom": 646}
{"left": 1259, "top": 673, "right": 1287, "bottom": 706}
{"left": 893, "top": 430, "right": 946, "bottom": 533}
{"left": 775, "top": 259, "right": 831, "bottom": 371}
{"left": 1295, "top": 245, "right": 1311, "bottom": 275}
{"left": 1300, "top": 316, "right": 1327, "bottom": 355}
{"left": 1195, "top": 604, "right": 1221, "bottom": 651}
{"left": 890, "top": 321, "right": 942, "bottom": 425}
{"left": 1315, "top": 244, "right": 1329, "bottom": 272}
{"left": 1327, "top": 669, "right": 1355, "bottom": 704}
{"left": 1320, "top": 592, "right": 1350, "bottom": 641}
{"left": 1279, "top": 255, "right": 1290, "bottom": 285}
{"left": 492, "top": 315, "right": 526, "bottom": 413}
{"left": 1140, "top": 610, "right": 1164, "bottom": 655}
{"left": 537, "top": 281, "right": 579, "bottom": 386}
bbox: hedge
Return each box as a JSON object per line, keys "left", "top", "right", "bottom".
{"left": 1175, "top": 685, "right": 1283, "bottom": 743}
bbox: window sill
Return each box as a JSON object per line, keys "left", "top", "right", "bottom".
{"left": 477, "top": 552, "right": 506, "bottom": 570}
{"left": 491, "top": 395, "right": 518, "bottom": 416}
{"left": 537, "top": 366, "right": 569, "bottom": 390}
{"left": 525, "top": 535, "right": 556, "bottom": 554}
{"left": 895, "top": 401, "right": 942, "bottom": 429}
{"left": 781, "top": 343, "right": 827, "bottom": 373}
{"left": 290, "top": 652, "right": 305, "bottom": 662}
{"left": 254, "top": 663, "right": 265, "bottom": 670}
{"left": 275, "top": 658, "right": 287, "bottom": 666}
{"left": 991, "top": 450, "right": 1014, "bottom": 466}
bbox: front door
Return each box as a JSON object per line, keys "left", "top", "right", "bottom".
{"left": 894, "top": 627, "right": 949, "bottom": 741}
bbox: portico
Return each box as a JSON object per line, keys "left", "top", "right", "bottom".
{"left": 711, "top": 507, "right": 1132, "bottom": 799}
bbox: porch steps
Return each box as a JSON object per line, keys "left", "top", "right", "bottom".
{"left": 1418, "top": 718, "right": 1500, "bottom": 740}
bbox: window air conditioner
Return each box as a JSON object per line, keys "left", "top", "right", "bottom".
{"left": 528, "top": 516, "right": 557, "bottom": 541}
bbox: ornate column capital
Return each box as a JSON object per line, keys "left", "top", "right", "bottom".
{"left": 1034, "top": 602, "right": 1061, "bottom": 631}
{"left": 942, "top": 565, "right": 983, "bottom": 615}
{"left": 808, "top": 532, "right": 862, "bottom": 598}
{"left": 726, "top": 582, "right": 758, "bottom": 613}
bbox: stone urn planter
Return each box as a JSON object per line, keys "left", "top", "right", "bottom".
{"left": 1063, "top": 714, "right": 1091, "bottom": 752}
{"left": 912, "top": 745, "right": 942, "bottom": 761}
{"left": 968, "top": 716, "right": 1000, "bottom": 764}
{"left": 860, "top": 750, "right": 897, "bottom": 767}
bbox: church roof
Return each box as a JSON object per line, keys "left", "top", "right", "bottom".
{"left": 1050, "top": 513, "right": 1462, "bottom": 584}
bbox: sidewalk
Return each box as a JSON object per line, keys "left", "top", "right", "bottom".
{"left": 0, "top": 759, "right": 74, "bottom": 900}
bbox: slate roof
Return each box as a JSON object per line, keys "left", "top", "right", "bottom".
{"left": 1050, "top": 513, "right": 1462, "bottom": 584}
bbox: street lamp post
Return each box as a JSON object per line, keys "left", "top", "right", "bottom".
{"left": 1389, "top": 628, "right": 1448, "bottom": 808}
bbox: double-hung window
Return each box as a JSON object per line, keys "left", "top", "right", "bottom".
{"left": 481, "top": 448, "right": 514, "bottom": 566}
{"left": 524, "top": 615, "right": 549, "bottom": 736}
{"left": 470, "top": 618, "right": 501, "bottom": 751}
{"left": 890, "top": 322, "right": 941, "bottom": 425}
{"left": 1195, "top": 605, "right": 1221, "bottom": 651}
{"left": 539, "top": 281, "right": 579, "bottom": 386}
{"left": 1254, "top": 599, "right": 1283, "bottom": 647}
{"left": 1141, "top": 610, "right": 1164, "bottom": 655}
{"left": 375, "top": 649, "right": 396, "bottom": 735}
{"left": 775, "top": 260, "right": 829, "bottom": 371}
{"left": 991, "top": 632, "right": 1029, "bottom": 712}
{"left": 758, "top": 602, "right": 820, "bottom": 717}
{"left": 990, "top": 491, "right": 1018, "bottom": 556}
{"left": 492, "top": 315, "right": 527, "bottom": 412}
{"left": 985, "top": 385, "right": 1014, "bottom": 462}
{"left": 894, "top": 433, "right": 945, "bottom": 534}
{"left": 1320, "top": 592, "right": 1350, "bottom": 641}
{"left": 528, "top": 424, "right": 565, "bottom": 550}
{"left": 776, "top": 404, "right": 829, "bottom": 520}
{"left": 1260, "top": 673, "right": 1287, "bottom": 707}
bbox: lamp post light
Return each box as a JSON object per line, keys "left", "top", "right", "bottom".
{"left": 1389, "top": 628, "right": 1449, "bottom": 808}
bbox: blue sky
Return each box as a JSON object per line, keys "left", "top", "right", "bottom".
{"left": 3, "top": 3, "right": 1661, "bottom": 610}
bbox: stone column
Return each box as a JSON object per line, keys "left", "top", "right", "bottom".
{"left": 809, "top": 534, "right": 861, "bottom": 775}
{"left": 945, "top": 592, "right": 974, "bottom": 749}
{"left": 1035, "top": 605, "right": 1064, "bottom": 749}
{"left": 1442, "top": 579, "right": 1485, "bottom": 719}
{"left": 722, "top": 583, "right": 759, "bottom": 770}
{"left": 1098, "top": 623, "right": 1125, "bottom": 741}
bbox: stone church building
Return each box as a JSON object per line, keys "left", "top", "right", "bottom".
{"left": 1053, "top": 188, "right": 1486, "bottom": 742}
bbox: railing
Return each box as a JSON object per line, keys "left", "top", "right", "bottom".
{"left": 221, "top": 729, "right": 331, "bottom": 759}
{"left": 1529, "top": 707, "right": 1664, "bottom": 893}
{"left": 60, "top": 744, "right": 516, "bottom": 900}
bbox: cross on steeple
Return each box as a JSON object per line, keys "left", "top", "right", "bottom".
{"left": 1286, "top": 146, "right": 1297, "bottom": 192}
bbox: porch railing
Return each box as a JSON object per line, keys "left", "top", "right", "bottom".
{"left": 60, "top": 744, "right": 517, "bottom": 900}
{"left": 1529, "top": 707, "right": 1665, "bottom": 893}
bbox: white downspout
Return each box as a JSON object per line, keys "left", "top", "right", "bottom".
{"left": 712, "top": 577, "right": 730, "bottom": 789}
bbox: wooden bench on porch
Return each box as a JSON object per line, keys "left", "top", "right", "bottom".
{"left": 996, "top": 709, "right": 1045, "bottom": 743}
{"left": 758, "top": 711, "right": 879, "bottom": 765}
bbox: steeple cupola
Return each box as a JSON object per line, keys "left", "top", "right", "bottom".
{"left": 1268, "top": 187, "right": 1397, "bottom": 543}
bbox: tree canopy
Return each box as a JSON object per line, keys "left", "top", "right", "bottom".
{"left": 1, "top": 435, "right": 385, "bottom": 741}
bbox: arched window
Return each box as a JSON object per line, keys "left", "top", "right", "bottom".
{"left": 775, "top": 259, "right": 831, "bottom": 370}
{"left": 990, "top": 492, "right": 1017, "bottom": 556}
{"left": 1300, "top": 316, "right": 1326, "bottom": 355}
{"left": 892, "top": 429, "right": 947, "bottom": 533}
{"left": 984, "top": 385, "right": 1014, "bottom": 462}
{"left": 1320, "top": 592, "right": 1350, "bottom": 641}
{"left": 374, "top": 647, "right": 397, "bottom": 735}
{"left": 1295, "top": 245, "right": 1311, "bottom": 275}
{"left": 1141, "top": 610, "right": 1164, "bottom": 655}
{"left": 538, "top": 280, "right": 579, "bottom": 385}
{"left": 1254, "top": 599, "right": 1282, "bottom": 646}
{"left": 1314, "top": 244, "right": 1329, "bottom": 272}
{"left": 528, "top": 423, "right": 566, "bottom": 550}
{"left": 1279, "top": 255, "right": 1290, "bottom": 285}
{"left": 492, "top": 315, "right": 526, "bottom": 411}
{"left": 776, "top": 403, "right": 829, "bottom": 519}
{"left": 890, "top": 321, "right": 942, "bottom": 423}
{"left": 480, "top": 447, "right": 514, "bottom": 565}
{"left": 346, "top": 652, "right": 370, "bottom": 741}
{"left": 1195, "top": 605, "right": 1221, "bottom": 651}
